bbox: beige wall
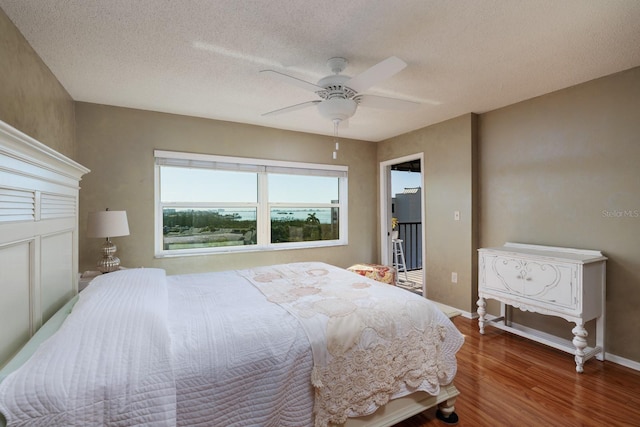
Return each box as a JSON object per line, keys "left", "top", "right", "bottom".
{"left": 4, "top": 0, "right": 638, "bottom": 363}
{"left": 76, "top": 102, "right": 378, "bottom": 275}
{"left": 0, "top": 8, "right": 75, "bottom": 158}
{"left": 479, "top": 66, "right": 640, "bottom": 362}
{"left": 378, "top": 114, "right": 478, "bottom": 313}
{"left": 380, "top": 67, "right": 640, "bottom": 364}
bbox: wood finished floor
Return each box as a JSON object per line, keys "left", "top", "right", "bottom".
{"left": 393, "top": 316, "right": 640, "bottom": 427}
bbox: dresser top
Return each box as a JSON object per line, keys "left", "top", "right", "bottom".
{"left": 479, "top": 242, "right": 607, "bottom": 264}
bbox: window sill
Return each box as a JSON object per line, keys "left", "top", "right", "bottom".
{"left": 154, "top": 240, "right": 348, "bottom": 258}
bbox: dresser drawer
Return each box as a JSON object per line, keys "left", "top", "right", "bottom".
{"left": 481, "top": 254, "right": 578, "bottom": 312}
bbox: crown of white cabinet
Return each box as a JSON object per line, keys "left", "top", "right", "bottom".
{"left": 477, "top": 242, "right": 606, "bottom": 373}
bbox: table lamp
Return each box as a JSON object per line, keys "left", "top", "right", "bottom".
{"left": 87, "top": 208, "right": 130, "bottom": 273}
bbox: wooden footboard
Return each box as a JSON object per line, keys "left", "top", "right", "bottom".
{"left": 336, "top": 382, "right": 459, "bottom": 427}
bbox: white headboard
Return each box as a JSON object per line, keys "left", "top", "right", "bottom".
{"left": 0, "top": 120, "right": 89, "bottom": 368}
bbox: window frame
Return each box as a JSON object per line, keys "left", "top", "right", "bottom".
{"left": 154, "top": 150, "right": 348, "bottom": 258}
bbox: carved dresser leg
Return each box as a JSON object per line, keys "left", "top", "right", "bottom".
{"left": 572, "top": 323, "right": 588, "bottom": 373}
{"left": 477, "top": 297, "right": 486, "bottom": 334}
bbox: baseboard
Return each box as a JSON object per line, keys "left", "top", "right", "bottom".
{"left": 458, "top": 310, "right": 478, "bottom": 319}
{"left": 605, "top": 353, "right": 640, "bottom": 372}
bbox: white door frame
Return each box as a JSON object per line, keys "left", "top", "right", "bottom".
{"left": 379, "top": 153, "right": 426, "bottom": 295}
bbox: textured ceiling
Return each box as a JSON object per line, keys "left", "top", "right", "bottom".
{"left": 2, "top": 0, "right": 640, "bottom": 142}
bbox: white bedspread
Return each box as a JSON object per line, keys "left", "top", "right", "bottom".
{"left": 0, "top": 268, "right": 314, "bottom": 427}
{"left": 166, "top": 271, "right": 314, "bottom": 427}
{"left": 0, "top": 268, "right": 176, "bottom": 426}
{"left": 0, "top": 263, "right": 463, "bottom": 427}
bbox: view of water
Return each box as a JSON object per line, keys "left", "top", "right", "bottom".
{"left": 271, "top": 209, "right": 334, "bottom": 224}
{"left": 215, "top": 208, "right": 335, "bottom": 224}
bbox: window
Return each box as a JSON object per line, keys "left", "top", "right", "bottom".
{"left": 154, "top": 150, "right": 348, "bottom": 257}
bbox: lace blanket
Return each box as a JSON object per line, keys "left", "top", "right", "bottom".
{"left": 239, "top": 262, "right": 464, "bottom": 427}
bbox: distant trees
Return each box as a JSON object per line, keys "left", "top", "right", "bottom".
{"left": 163, "top": 210, "right": 252, "bottom": 235}
{"left": 164, "top": 209, "right": 338, "bottom": 243}
{"left": 306, "top": 213, "right": 320, "bottom": 224}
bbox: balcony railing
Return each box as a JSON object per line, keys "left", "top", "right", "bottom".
{"left": 396, "top": 221, "right": 422, "bottom": 271}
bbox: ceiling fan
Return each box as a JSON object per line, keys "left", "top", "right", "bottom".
{"left": 260, "top": 56, "right": 419, "bottom": 125}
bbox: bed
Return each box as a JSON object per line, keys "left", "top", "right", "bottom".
{"left": 0, "top": 119, "right": 463, "bottom": 427}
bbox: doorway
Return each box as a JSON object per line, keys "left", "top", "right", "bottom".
{"left": 379, "top": 154, "right": 425, "bottom": 295}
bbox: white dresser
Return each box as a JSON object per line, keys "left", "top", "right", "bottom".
{"left": 477, "top": 242, "right": 607, "bottom": 373}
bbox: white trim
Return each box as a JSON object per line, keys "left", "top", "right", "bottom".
{"left": 0, "top": 121, "right": 90, "bottom": 182}
{"left": 155, "top": 149, "right": 348, "bottom": 174}
{"left": 455, "top": 309, "right": 478, "bottom": 319}
{"left": 156, "top": 239, "right": 348, "bottom": 258}
{"left": 503, "top": 242, "right": 605, "bottom": 259}
{"left": 379, "top": 162, "right": 391, "bottom": 266}
{"left": 258, "top": 171, "right": 269, "bottom": 245}
{"left": 605, "top": 353, "right": 640, "bottom": 372}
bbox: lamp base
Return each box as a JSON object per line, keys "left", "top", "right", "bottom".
{"left": 97, "top": 239, "right": 121, "bottom": 273}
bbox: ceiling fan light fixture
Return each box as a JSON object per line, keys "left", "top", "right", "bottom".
{"left": 261, "top": 56, "right": 415, "bottom": 128}
{"left": 317, "top": 98, "right": 357, "bottom": 122}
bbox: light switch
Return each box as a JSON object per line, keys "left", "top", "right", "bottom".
{"left": 454, "top": 211, "right": 460, "bottom": 221}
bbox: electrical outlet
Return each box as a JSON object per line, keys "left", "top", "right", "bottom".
{"left": 451, "top": 272, "right": 458, "bottom": 283}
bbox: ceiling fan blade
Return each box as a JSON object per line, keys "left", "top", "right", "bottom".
{"left": 345, "top": 56, "right": 407, "bottom": 93}
{"left": 260, "top": 70, "right": 323, "bottom": 92}
{"left": 354, "top": 94, "right": 419, "bottom": 110}
{"left": 262, "top": 100, "right": 321, "bottom": 116}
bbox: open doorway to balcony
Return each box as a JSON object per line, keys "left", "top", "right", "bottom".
{"left": 379, "top": 154, "right": 425, "bottom": 295}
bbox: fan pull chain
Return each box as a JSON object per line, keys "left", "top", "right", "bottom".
{"left": 332, "top": 119, "right": 340, "bottom": 160}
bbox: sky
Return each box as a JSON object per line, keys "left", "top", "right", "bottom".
{"left": 391, "top": 170, "right": 421, "bottom": 197}
{"left": 160, "top": 166, "right": 420, "bottom": 203}
{"left": 160, "top": 167, "right": 338, "bottom": 204}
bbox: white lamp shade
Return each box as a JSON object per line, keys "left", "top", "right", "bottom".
{"left": 316, "top": 98, "right": 357, "bottom": 122}
{"left": 87, "top": 210, "right": 130, "bottom": 238}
